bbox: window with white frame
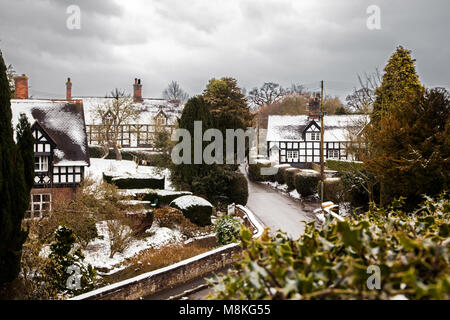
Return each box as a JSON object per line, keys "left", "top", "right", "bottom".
{"left": 287, "top": 150, "right": 299, "bottom": 161}
{"left": 26, "top": 193, "right": 51, "bottom": 219}
{"left": 35, "top": 156, "right": 49, "bottom": 172}
{"left": 311, "top": 132, "right": 320, "bottom": 141}
{"left": 328, "top": 149, "right": 339, "bottom": 159}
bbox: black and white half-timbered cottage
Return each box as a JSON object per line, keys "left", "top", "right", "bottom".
{"left": 11, "top": 99, "right": 90, "bottom": 219}
{"left": 266, "top": 110, "right": 368, "bottom": 168}
{"left": 81, "top": 79, "right": 183, "bottom": 149}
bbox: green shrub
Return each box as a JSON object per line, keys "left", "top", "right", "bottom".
{"left": 211, "top": 194, "right": 450, "bottom": 300}
{"left": 318, "top": 178, "right": 345, "bottom": 203}
{"left": 88, "top": 145, "right": 105, "bottom": 158}
{"left": 275, "top": 165, "right": 291, "bottom": 184}
{"left": 215, "top": 215, "right": 242, "bottom": 245}
{"left": 226, "top": 172, "right": 248, "bottom": 205}
{"left": 326, "top": 159, "right": 363, "bottom": 172}
{"left": 248, "top": 161, "right": 272, "bottom": 182}
{"left": 170, "top": 196, "right": 213, "bottom": 227}
{"left": 283, "top": 168, "right": 301, "bottom": 191}
{"left": 294, "top": 171, "right": 320, "bottom": 197}
{"left": 103, "top": 173, "right": 165, "bottom": 189}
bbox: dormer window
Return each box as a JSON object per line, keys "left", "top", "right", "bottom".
{"left": 35, "top": 156, "right": 49, "bottom": 172}
{"left": 311, "top": 132, "right": 320, "bottom": 141}
{"left": 156, "top": 116, "right": 166, "bottom": 125}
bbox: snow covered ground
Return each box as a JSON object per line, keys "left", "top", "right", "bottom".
{"left": 82, "top": 221, "right": 183, "bottom": 274}
{"left": 261, "top": 181, "right": 316, "bottom": 201}
{"left": 86, "top": 158, "right": 174, "bottom": 190}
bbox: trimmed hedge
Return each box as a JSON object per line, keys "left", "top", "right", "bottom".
{"left": 170, "top": 196, "right": 213, "bottom": 226}
{"left": 138, "top": 190, "right": 192, "bottom": 205}
{"left": 326, "top": 159, "right": 363, "bottom": 173}
{"left": 317, "top": 178, "right": 345, "bottom": 203}
{"left": 275, "top": 165, "right": 291, "bottom": 184}
{"left": 227, "top": 171, "right": 248, "bottom": 205}
{"left": 103, "top": 173, "right": 165, "bottom": 189}
{"left": 283, "top": 168, "right": 301, "bottom": 191}
{"left": 294, "top": 171, "right": 320, "bottom": 197}
{"left": 248, "top": 161, "right": 272, "bottom": 182}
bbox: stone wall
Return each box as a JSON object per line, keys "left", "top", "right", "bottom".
{"left": 73, "top": 243, "right": 241, "bottom": 300}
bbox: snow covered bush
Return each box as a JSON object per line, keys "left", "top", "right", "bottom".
{"left": 294, "top": 171, "right": 320, "bottom": 197}
{"left": 170, "top": 195, "right": 213, "bottom": 226}
{"left": 318, "top": 178, "right": 345, "bottom": 203}
{"left": 138, "top": 189, "right": 192, "bottom": 205}
{"left": 215, "top": 214, "right": 242, "bottom": 245}
{"left": 103, "top": 173, "right": 165, "bottom": 189}
{"left": 283, "top": 168, "right": 301, "bottom": 191}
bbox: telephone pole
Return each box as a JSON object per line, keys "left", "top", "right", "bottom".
{"left": 320, "top": 80, "right": 325, "bottom": 203}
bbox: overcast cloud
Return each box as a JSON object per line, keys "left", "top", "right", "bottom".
{"left": 0, "top": 0, "right": 449, "bottom": 101}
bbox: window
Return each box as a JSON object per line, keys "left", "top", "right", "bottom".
{"left": 287, "top": 150, "right": 299, "bottom": 162}
{"left": 26, "top": 193, "right": 51, "bottom": 219}
{"left": 311, "top": 132, "right": 320, "bottom": 141}
{"left": 328, "top": 149, "right": 339, "bottom": 159}
{"left": 35, "top": 156, "right": 49, "bottom": 172}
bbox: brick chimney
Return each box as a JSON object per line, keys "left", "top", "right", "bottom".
{"left": 308, "top": 94, "right": 320, "bottom": 120}
{"left": 14, "top": 74, "right": 29, "bottom": 99}
{"left": 133, "top": 78, "right": 143, "bottom": 103}
{"left": 66, "top": 77, "right": 72, "bottom": 101}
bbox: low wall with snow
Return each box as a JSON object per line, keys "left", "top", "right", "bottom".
{"left": 72, "top": 243, "right": 241, "bottom": 300}
{"left": 72, "top": 205, "right": 264, "bottom": 300}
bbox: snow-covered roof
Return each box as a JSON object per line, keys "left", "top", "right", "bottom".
{"left": 79, "top": 97, "right": 183, "bottom": 125}
{"left": 11, "top": 99, "right": 89, "bottom": 166}
{"left": 266, "top": 114, "right": 369, "bottom": 142}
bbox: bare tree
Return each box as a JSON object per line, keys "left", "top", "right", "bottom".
{"left": 162, "top": 81, "right": 189, "bottom": 104}
{"left": 94, "top": 89, "right": 144, "bottom": 160}
{"left": 6, "top": 64, "right": 16, "bottom": 98}
{"left": 346, "top": 69, "right": 381, "bottom": 113}
{"left": 248, "top": 82, "right": 287, "bottom": 107}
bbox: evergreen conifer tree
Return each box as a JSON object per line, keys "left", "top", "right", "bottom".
{"left": 0, "top": 51, "right": 30, "bottom": 284}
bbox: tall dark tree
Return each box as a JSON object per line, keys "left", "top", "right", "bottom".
{"left": 366, "top": 88, "right": 450, "bottom": 209}
{"left": 202, "top": 77, "right": 253, "bottom": 134}
{"left": 170, "top": 96, "right": 214, "bottom": 190}
{"left": 16, "top": 113, "right": 35, "bottom": 191}
{"left": 0, "top": 51, "right": 29, "bottom": 284}
{"left": 371, "top": 46, "right": 422, "bottom": 125}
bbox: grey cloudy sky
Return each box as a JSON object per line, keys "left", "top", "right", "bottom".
{"left": 0, "top": 0, "right": 449, "bottom": 101}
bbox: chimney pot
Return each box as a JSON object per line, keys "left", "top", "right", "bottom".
{"left": 14, "top": 75, "right": 29, "bottom": 99}
{"left": 66, "top": 77, "right": 72, "bottom": 101}
{"left": 133, "top": 78, "right": 143, "bottom": 103}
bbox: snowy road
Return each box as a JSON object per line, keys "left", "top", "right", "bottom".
{"left": 243, "top": 166, "right": 317, "bottom": 240}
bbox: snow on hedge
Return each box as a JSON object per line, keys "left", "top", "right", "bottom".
{"left": 87, "top": 159, "right": 168, "bottom": 185}
{"left": 120, "top": 189, "right": 192, "bottom": 197}
{"left": 170, "top": 195, "right": 213, "bottom": 210}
